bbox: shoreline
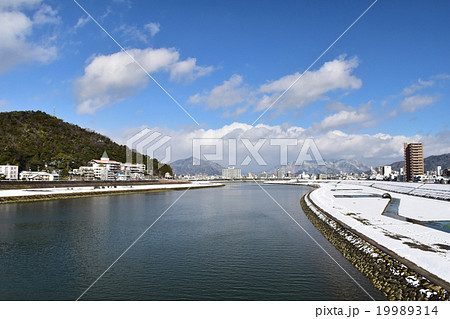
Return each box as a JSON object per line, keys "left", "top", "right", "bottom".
{"left": 0, "top": 182, "right": 225, "bottom": 204}
{"left": 299, "top": 187, "right": 449, "bottom": 301}
{"left": 0, "top": 179, "right": 188, "bottom": 190}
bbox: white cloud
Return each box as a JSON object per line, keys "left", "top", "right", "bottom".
{"left": 381, "top": 76, "right": 445, "bottom": 107}
{"left": 115, "top": 24, "right": 149, "bottom": 43}
{"left": 33, "top": 4, "right": 59, "bottom": 24}
{"left": 145, "top": 22, "right": 160, "bottom": 37}
{"left": 0, "top": 1, "right": 57, "bottom": 74}
{"left": 114, "top": 122, "right": 450, "bottom": 170}
{"left": 222, "top": 106, "right": 248, "bottom": 119}
{"left": 74, "top": 16, "right": 90, "bottom": 30}
{"left": 187, "top": 57, "right": 362, "bottom": 119}
{"left": 115, "top": 22, "right": 161, "bottom": 43}
{"left": 312, "top": 101, "right": 374, "bottom": 132}
{"left": 74, "top": 47, "right": 213, "bottom": 114}
{"left": 400, "top": 94, "right": 439, "bottom": 113}
{"left": 188, "top": 74, "right": 248, "bottom": 109}
{"left": 311, "top": 110, "right": 372, "bottom": 132}
{"left": 325, "top": 101, "right": 352, "bottom": 112}
{"left": 256, "top": 57, "right": 362, "bottom": 111}
{"left": 433, "top": 74, "right": 450, "bottom": 80}
{"left": 0, "top": 0, "right": 41, "bottom": 9}
{"left": 401, "top": 79, "right": 434, "bottom": 96}
{"left": 170, "top": 57, "right": 213, "bottom": 82}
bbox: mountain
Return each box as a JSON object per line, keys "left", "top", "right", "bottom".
{"left": 389, "top": 152, "right": 450, "bottom": 172}
{"left": 269, "top": 159, "right": 371, "bottom": 175}
{"left": 389, "top": 160, "right": 404, "bottom": 172}
{"left": 0, "top": 111, "right": 172, "bottom": 176}
{"left": 423, "top": 153, "right": 450, "bottom": 171}
{"left": 170, "top": 157, "right": 224, "bottom": 176}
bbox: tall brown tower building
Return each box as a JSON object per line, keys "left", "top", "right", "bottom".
{"left": 404, "top": 143, "right": 424, "bottom": 182}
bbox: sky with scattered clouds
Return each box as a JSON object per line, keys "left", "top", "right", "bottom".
{"left": 1, "top": 0, "right": 450, "bottom": 169}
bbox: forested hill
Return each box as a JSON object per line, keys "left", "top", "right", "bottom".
{"left": 0, "top": 111, "right": 172, "bottom": 176}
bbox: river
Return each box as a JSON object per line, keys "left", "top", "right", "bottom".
{"left": 0, "top": 182, "right": 385, "bottom": 300}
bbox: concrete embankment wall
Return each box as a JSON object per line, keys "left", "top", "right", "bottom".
{"left": 301, "top": 190, "right": 449, "bottom": 301}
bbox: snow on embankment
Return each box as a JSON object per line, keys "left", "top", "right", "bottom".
{"left": 301, "top": 181, "right": 450, "bottom": 301}
{"left": 0, "top": 181, "right": 224, "bottom": 204}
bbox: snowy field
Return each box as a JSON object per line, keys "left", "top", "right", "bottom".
{"left": 0, "top": 181, "right": 224, "bottom": 199}
{"left": 266, "top": 180, "right": 450, "bottom": 284}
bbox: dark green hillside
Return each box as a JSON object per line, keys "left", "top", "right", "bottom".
{"left": 0, "top": 111, "right": 172, "bottom": 176}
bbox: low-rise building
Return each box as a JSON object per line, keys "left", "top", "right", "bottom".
{"left": 89, "top": 151, "right": 122, "bottom": 174}
{"left": 72, "top": 166, "right": 95, "bottom": 180}
{"left": 121, "top": 162, "right": 146, "bottom": 174}
{"left": 164, "top": 172, "right": 173, "bottom": 179}
{"left": 20, "top": 171, "right": 59, "bottom": 181}
{"left": 258, "top": 172, "right": 268, "bottom": 179}
{"left": 0, "top": 164, "right": 19, "bottom": 180}
{"left": 77, "top": 151, "right": 146, "bottom": 181}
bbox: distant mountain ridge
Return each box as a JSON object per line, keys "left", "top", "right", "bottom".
{"left": 389, "top": 153, "right": 450, "bottom": 172}
{"left": 269, "top": 159, "right": 371, "bottom": 175}
{"left": 170, "top": 157, "right": 224, "bottom": 176}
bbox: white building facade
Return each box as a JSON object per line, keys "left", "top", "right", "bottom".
{"left": 19, "top": 171, "right": 59, "bottom": 181}
{"left": 222, "top": 167, "right": 242, "bottom": 179}
{"left": 0, "top": 165, "right": 19, "bottom": 180}
{"left": 75, "top": 151, "right": 146, "bottom": 181}
{"left": 382, "top": 165, "right": 392, "bottom": 177}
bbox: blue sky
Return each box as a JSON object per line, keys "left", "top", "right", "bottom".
{"left": 1, "top": 0, "right": 450, "bottom": 166}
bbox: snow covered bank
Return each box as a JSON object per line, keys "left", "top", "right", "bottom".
{"left": 0, "top": 181, "right": 225, "bottom": 203}
{"left": 301, "top": 192, "right": 448, "bottom": 300}
{"left": 307, "top": 182, "right": 450, "bottom": 284}
{"left": 344, "top": 180, "right": 450, "bottom": 201}
{"left": 291, "top": 180, "right": 449, "bottom": 300}
{"left": 266, "top": 179, "right": 450, "bottom": 299}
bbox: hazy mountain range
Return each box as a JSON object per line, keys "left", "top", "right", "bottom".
{"left": 268, "top": 159, "right": 372, "bottom": 175}
{"left": 170, "top": 157, "right": 224, "bottom": 176}
{"left": 170, "top": 157, "right": 372, "bottom": 176}
{"left": 389, "top": 153, "right": 450, "bottom": 172}
{"left": 171, "top": 153, "right": 450, "bottom": 176}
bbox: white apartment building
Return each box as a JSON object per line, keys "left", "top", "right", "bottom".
{"left": 93, "top": 166, "right": 115, "bottom": 181}
{"left": 0, "top": 164, "right": 19, "bottom": 180}
{"left": 121, "top": 163, "right": 146, "bottom": 174}
{"left": 72, "top": 166, "right": 95, "bottom": 180}
{"left": 381, "top": 165, "right": 392, "bottom": 177}
{"left": 222, "top": 167, "right": 242, "bottom": 179}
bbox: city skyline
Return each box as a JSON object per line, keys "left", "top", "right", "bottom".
{"left": 1, "top": 0, "right": 450, "bottom": 165}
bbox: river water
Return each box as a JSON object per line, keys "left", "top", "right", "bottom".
{"left": 0, "top": 182, "right": 385, "bottom": 300}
